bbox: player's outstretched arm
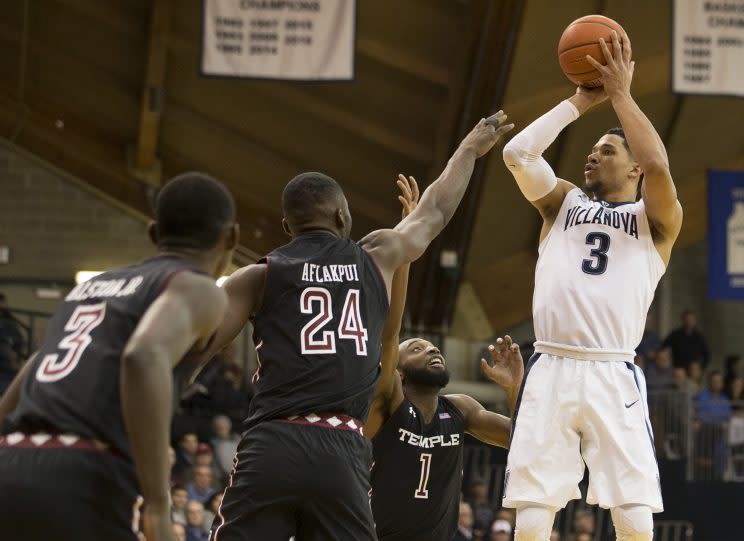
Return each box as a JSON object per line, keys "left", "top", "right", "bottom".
{"left": 0, "top": 353, "right": 35, "bottom": 430}
{"left": 587, "top": 31, "right": 682, "bottom": 261}
{"left": 446, "top": 335, "right": 524, "bottom": 448}
{"left": 202, "top": 263, "right": 267, "bottom": 359}
{"left": 121, "top": 272, "right": 227, "bottom": 541}
{"left": 359, "top": 112, "right": 513, "bottom": 286}
{"left": 366, "top": 175, "right": 419, "bottom": 439}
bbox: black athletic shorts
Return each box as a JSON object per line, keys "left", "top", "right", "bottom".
{"left": 210, "top": 420, "right": 375, "bottom": 541}
{"left": 0, "top": 444, "right": 141, "bottom": 541}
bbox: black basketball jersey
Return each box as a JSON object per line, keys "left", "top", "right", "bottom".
{"left": 371, "top": 396, "right": 466, "bottom": 541}
{"left": 4, "top": 255, "right": 206, "bottom": 459}
{"left": 245, "top": 231, "right": 388, "bottom": 430}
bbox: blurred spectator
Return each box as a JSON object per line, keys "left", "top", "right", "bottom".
{"left": 724, "top": 355, "right": 742, "bottom": 397}
{"left": 695, "top": 371, "right": 732, "bottom": 424}
{"left": 203, "top": 492, "right": 223, "bottom": 532}
{"left": 0, "top": 292, "right": 24, "bottom": 396}
{"left": 550, "top": 529, "right": 561, "bottom": 541}
{"left": 453, "top": 501, "right": 474, "bottom": 541}
{"left": 662, "top": 310, "right": 710, "bottom": 369}
{"left": 184, "top": 443, "right": 223, "bottom": 490}
{"left": 172, "top": 522, "right": 186, "bottom": 541}
{"left": 168, "top": 446, "right": 177, "bottom": 485}
{"left": 185, "top": 500, "right": 209, "bottom": 541}
{"left": 673, "top": 367, "right": 692, "bottom": 393}
{"left": 687, "top": 361, "right": 703, "bottom": 394}
{"left": 174, "top": 432, "right": 199, "bottom": 481}
{"left": 572, "top": 508, "right": 594, "bottom": 536}
{"left": 467, "top": 478, "right": 494, "bottom": 539}
{"left": 575, "top": 534, "right": 592, "bottom": 541}
{"left": 636, "top": 328, "right": 661, "bottom": 364}
{"left": 728, "top": 377, "right": 744, "bottom": 410}
{"left": 694, "top": 371, "right": 732, "bottom": 479}
{"left": 187, "top": 465, "right": 216, "bottom": 504}
{"left": 494, "top": 508, "right": 515, "bottom": 529}
{"left": 645, "top": 348, "right": 675, "bottom": 390}
{"left": 489, "top": 519, "right": 512, "bottom": 541}
{"left": 171, "top": 484, "right": 188, "bottom": 525}
{"left": 211, "top": 414, "right": 239, "bottom": 479}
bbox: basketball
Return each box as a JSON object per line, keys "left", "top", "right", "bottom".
{"left": 558, "top": 15, "right": 626, "bottom": 87}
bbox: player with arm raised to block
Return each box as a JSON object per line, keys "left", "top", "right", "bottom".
{"left": 500, "top": 31, "right": 682, "bottom": 541}
{"left": 365, "top": 175, "right": 524, "bottom": 541}
{"left": 0, "top": 173, "right": 239, "bottom": 541}
{"left": 202, "top": 113, "right": 513, "bottom": 541}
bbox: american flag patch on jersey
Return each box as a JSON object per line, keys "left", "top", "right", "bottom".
{"left": 439, "top": 412, "right": 451, "bottom": 419}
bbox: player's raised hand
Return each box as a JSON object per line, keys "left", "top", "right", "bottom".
{"left": 396, "top": 174, "right": 420, "bottom": 219}
{"left": 480, "top": 335, "right": 524, "bottom": 391}
{"left": 459, "top": 111, "right": 514, "bottom": 158}
{"left": 585, "top": 30, "right": 634, "bottom": 99}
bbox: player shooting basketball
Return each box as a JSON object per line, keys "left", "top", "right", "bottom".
{"left": 500, "top": 30, "right": 682, "bottom": 541}
{"left": 365, "top": 175, "right": 524, "bottom": 541}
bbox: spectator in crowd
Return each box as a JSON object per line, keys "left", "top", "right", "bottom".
{"left": 645, "top": 347, "right": 675, "bottom": 389}
{"left": 453, "top": 501, "right": 475, "bottom": 541}
{"left": 572, "top": 508, "right": 595, "bottom": 536}
{"left": 673, "top": 367, "right": 692, "bottom": 393}
{"left": 636, "top": 328, "right": 661, "bottom": 365}
{"left": 489, "top": 519, "right": 512, "bottom": 541}
{"left": 171, "top": 484, "right": 188, "bottom": 525}
{"left": 494, "top": 507, "right": 516, "bottom": 529}
{"left": 728, "top": 376, "right": 744, "bottom": 410}
{"left": 550, "top": 529, "right": 561, "bottom": 541}
{"left": 203, "top": 492, "right": 223, "bottom": 532}
{"left": 724, "top": 355, "right": 742, "bottom": 396}
{"left": 662, "top": 309, "right": 710, "bottom": 369}
{"left": 687, "top": 361, "right": 703, "bottom": 394}
{"left": 695, "top": 371, "right": 732, "bottom": 424}
{"left": 694, "top": 371, "right": 732, "bottom": 479}
{"left": 185, "top": 443, "right": 222, "bottom": 490}
{"left": 173, "top": 432, "right": 199, "bottom": 481}
{"left": 467, "top": 478, "right": 494, "bottom": 540}
{"left": 185, "top": 500, "right": 209, "bottom": 541}
{"left": 187, "top": 465, "right": 216, "bottom": 504}
{"left": 575, "top": 533, "right": 592, "bottom": 541}
{"left": 172, "top": 522, "right": 186, "bottom": 541}
{"left": 210, "top": 414, "right": 239, "bottom": 479}
{"left": 168, "top": 446, "right": 178, "bottom": 485}
{"left": 0, "top": 292, "right": 24, "bottom": 396}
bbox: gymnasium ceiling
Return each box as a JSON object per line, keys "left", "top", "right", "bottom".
{"left": 1, "top": 0, "right": 743, "bottom": 338}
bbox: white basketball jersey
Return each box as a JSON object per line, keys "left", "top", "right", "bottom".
{"left": 533, "top": 187, "right": 666, "bottom": 361}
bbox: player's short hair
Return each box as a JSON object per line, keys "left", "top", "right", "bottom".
{"left": 282, "top": 172, "right": 345, "bottom": 224}
{"left": 605, "top": 127, "right": 632, "bottom": 156}
{"left": 171, "top": 484, "right": 187, "bottom": 494}
{"left": 155, "top": 172, "right": 235, "bottom": 250}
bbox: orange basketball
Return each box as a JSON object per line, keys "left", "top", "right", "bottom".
{"left": 558, "top": 15, "right": 626, "bottom": 88}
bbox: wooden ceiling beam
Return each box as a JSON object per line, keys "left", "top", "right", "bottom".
{"left": 167, "top": 36, "right": 433, "bottom": 165}
{"left": 131, "top": 0, "right": 173, "bottom": 185}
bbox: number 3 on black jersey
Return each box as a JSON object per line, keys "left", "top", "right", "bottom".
{"left": 300, "top": 287, "right": 368, "bottom": 356}
{"left": 36, "top": 302, "right": 106, "bottom": 382}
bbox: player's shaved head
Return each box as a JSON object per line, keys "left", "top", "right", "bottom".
{"left": 155, "top": 172, "right": 236, "bottom": 250}
{"left": 282, "top": 172, "right": 351, "bottom": 238}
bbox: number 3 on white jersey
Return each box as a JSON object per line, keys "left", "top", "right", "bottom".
{"left": 300, "top": 287, "right": 368, "bottom": 356}
{"left": 36, "top": 302, "right": 106, "bottom": 382}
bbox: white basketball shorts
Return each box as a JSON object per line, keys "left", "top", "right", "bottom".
{"left": 502, "top": 353, "right": 663, "bottom": 512}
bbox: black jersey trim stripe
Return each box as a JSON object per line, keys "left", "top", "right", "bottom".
{"left": 508, "top": 352, "right": 541, "bottom": 449}
{"left": 361, "top": 247, "right": 390, "bottom": 310}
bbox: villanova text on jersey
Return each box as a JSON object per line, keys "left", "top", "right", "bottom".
{"left": 563, "top": 202, "right": 639, "bottom": 239}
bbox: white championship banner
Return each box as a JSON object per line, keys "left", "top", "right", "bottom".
{"left": 201, "top": 0, "right": 356, "bottom": 80}
{"left": 673, "top": 0, "right": 744, "bottom": 97}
